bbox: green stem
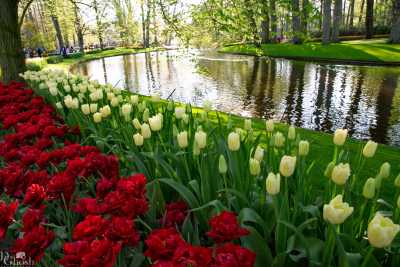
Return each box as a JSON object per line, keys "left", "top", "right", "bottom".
{"left": 360, "top": 247, "right": 374, "bottom": 267}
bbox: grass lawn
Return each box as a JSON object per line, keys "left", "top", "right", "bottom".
{"left": 219, "top": 39, "right": 400, "bottom": 64}
{"left": 26, "top": 47, "right": 163, "bottom": 71}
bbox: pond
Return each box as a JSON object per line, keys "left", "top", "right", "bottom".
{"left": 70, "top": 49, "right": 400, "bottom": 146}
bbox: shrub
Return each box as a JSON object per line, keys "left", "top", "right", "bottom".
{"left": 46, "top": 55, "right": 63, "bottom": 64}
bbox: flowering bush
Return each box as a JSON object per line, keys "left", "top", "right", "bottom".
{"left": 18, "top": 69, "right": 400, "bottom": 266}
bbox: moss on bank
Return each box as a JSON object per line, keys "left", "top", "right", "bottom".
{"left": 219, "top": 39, "right": 400, "bottom": 65}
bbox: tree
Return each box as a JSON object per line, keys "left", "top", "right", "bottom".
{"left": 291, "top": 0, "right": 302, "bottom": 44}
{"left": 301, "top": 0, "right": 309, "bottom": 34}
{"left": 92, "top": 0, "right": 105, "bottom": 49}
{"left": 389, "top": 0, "right": 400, "bottom": 43}
{"left": 322, "top": 0, "right": 332, "bottom": 44}
{"left": 346, "top": 0, "right": 355, "bottom": 29}
{"left": 365, "top": 0, "right": 374, "bottom": 38}
{"left": 260, "top": 0, "right": 270, "bottom": 43}
{"left": 270, "top": 0, "right": 278, "bottom": 43}
{"left": 331, "top": 0, "right": 342, "bottom": 42}
{"left": 73, "top": 3, "right": 85, "bottom": 52}
{"left": 0, "top": 0, "right": 34, "bottom": 83}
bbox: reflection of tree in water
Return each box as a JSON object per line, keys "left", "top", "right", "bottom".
{"left": 370, "top": 73, "right": 398, "bottom": 144}
{"left": 313, "top": 66, "right": 327, "bottom": 131}
{"left": 144, "top": 53, "right": 156, "bottom": 93}
{"left": 282, "top": 61, "right": 305, "bottom": 126}
{"left": 254, "top": 58, "right": 274, "bottom": 118}
{"left": 244, "top": 57, "right": 260, "bottom": 108}
{"left": 122, "top": 55, "right": 132, "bottom": 90}
{"left": 320, "top": 68, "right": 335, "bottom": 131}
{"left": 344, "top": 69, "right": 364, "bottom": 135}
{"left": 101, "top": 58, "right": 108, "bottom": 84}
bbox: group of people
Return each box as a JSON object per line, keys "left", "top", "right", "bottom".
{"left": 23, "top": 47, "right": 45, "bottom": 58}
{"left": 60, "top": 46, "right": 76, "bottom": 57}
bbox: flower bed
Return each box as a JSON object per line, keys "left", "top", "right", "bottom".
{"left": 13, "top": 70, "right": 400, "bottom": 266}
{"left": 0, "top": 82, "right": 255, "bottom": 266}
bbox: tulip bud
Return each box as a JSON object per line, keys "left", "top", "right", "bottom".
{"left": 273, "top": 132, "right": 285, "bottom": 148}
{"left": 331, "top": 163, "right": 351, "bottom": 185}
{"left": 298, "top": 140, "right": 309, "bottom": 156}
{"left": 195, "top": 130, "right": 207, "bottom": 149}
{"left": 397, "top": 195, "right": 400, "bottom": 209}
{"left": 151, "top": 93, "right": 160, "bottom": 102}
{"left": 81, "top": 104, "right": 90, "bottom": 115}
{"left": 89, "top": 103, "right": 98, "bottom": 113}
{"left": 324, "top": 162, "right": 335, "bottom": 178}
{"left": 56, "top": 102, "right": 63, "bottom": 109}
{"left": 130, "top": 95, "right": 139, "bottom": 105}
{"left": 266, "top": 172, "right": 280, "bottom": 195}
{"left": 193, "top": 141, "right": 200, "bottom": 156}
{"left": 132, "top": 118, "right": 141, "bottom": 130}
{"left": 199, "top": 111, "right": 207, "bottom": 122}
{"left": 167, "top": 101, "right": 174, "bottom": 111}
{"left": 177, "top": 131, "right": 188, "bottom": 149}
{"left": 219, "top": 155, "right": 227, "bottom": 174}
{"left": 288, "top": 126, "right": 296, "bottom": 140}
{"left": 141, "top": 123, "right": 151, "bottom": 139}
{"left": 333, "top": 129, "right": 348, "bottom": 146}
{"left": 121, "top": 103, "right": 132, "bottom": 117}
{"left": 323, "top": 195, "right": 353, "bottom": 224}
{"left": 378, "top": 162, "right": 391, "bottom": 179}
{"left": 143, "top": 108, "right": 149, "bottom": 122}
{"left": 395, "top": 173, "right": 400, "bottom": 188}
{"left": 266, "top": 119, "right": 274, "bottom": 132}
{"left": 175, "top": 107, "right": 185, "bottom": 119}
{"left": 149, "top": 114, "right": 163, "bottom": 131}
{"left": 49, "top": 85, "right": 58, "bottom": 96}
{"left": 249, "top": 158, "right": 261, "bottom": 176}
{"left": 367, "top": 213, "right": 400, "bottom": 248}
{"left": 227, "top": 132, "right": 240, "bottom": 151}
{"left": 362, "top": 178, "right": 376, "bottom": 199}
{"left": 182, "top": 114, "right": 189, "bottom": 124}
{"left": 279, "top": 155, "right": 296, "bottom": 177}
{"left": 363, "top": 140, "right": 378, "bottom": 158}
{"left": 244, "top": 119, "right": 252, "bottom": 130}
{"left": 133, "top": 133, "right": 144, "bottom": 146}
{"left": 253, "top": 146, "right": 264, "bottom": 162}
{"left": 172, "top": 125, "right": 178, "bottom": 137}
{"left": 93, "top": 112, "right": 102, "bottom": 123}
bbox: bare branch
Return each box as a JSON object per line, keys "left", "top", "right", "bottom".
{"left": 18, "top": 0, "right": 35, "bottom": 30}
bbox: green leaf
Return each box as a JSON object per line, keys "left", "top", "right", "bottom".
{"left": 241, "top": 226, "right": 273, "bottom": 267}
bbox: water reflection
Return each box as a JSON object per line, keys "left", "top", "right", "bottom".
{"left": 70, "top": 50, "right": 400, "bottom": 146}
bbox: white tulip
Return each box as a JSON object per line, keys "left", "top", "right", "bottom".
{"left": 368, "top": 213, "right": 400, "bottom": 248}
{"left": 175, "top": 107, "right": 185, "bottom": 119}
{"left": 253, "top": 146, "right": 264, "bottom": 162}
{"left": 149, "top": 114, "right": 163, "bottom": 131}
{"left": 333, "top": 129, "right": 348, "bottom": 146}
{"left": 93, "top": 112, "right": 102, "bottom": 123}
{"left": 288, "top": 126, "right": 296, "bottom": 140}
{"left": 133, "top": 133, "right": 144, "bottom": 146}
{"left": 81, "top": 104, "right": 90, "bottom": 115}
{"left": 132, "top": 118, "right": 141, "bottom": 130}
{"left": 141, "top": 123, "right": 151, "bottom": 139}
{"left": 266, "top": 119, "right": 274, "bottom": 132}
{"left": 331, "top": 163, "right": 351, "bottom": 185}
{"left": 195, "top": 130, "right": 207, "bottom": 149}
{"left": 279, "top": 155, "right": 296, "bottom": 177}
{"left": 323, "top": 195, "right": 353, "bottom": 224}
{"left": 266, "top": 172, "right": 281, "bottom": 195}
{"left": 363, "top": 140, "right": 378, "bottom": 158}
{"left": 177, "top": 131, "right": 188, "bottom": 149}
{"left": 89, "top": 103, "right": 98, "bottom": 113}
{"left": 227, "top": 132, "right": 240, "bottom": 151}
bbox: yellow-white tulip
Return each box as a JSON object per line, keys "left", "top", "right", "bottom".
{"left": 133, "top": 133, "right": 144, "bottom": 146}
{"left": 298, "top": 140, "right": 309, "bottom": 156}
{"left": 81, "top": 104, "right": 90, "bottom": 115}
{"left": 279, "top": 155, "right": 296, "bottom": 177}
{"left": 121, "top": 103, "right": 132, "bottom": 117}
{"left": 253, "top": 146, "right": 264, "bottom": 162}
{"left": 227, "top": 132, "right": 240, "bottom": 151}
{"left": 110, "top": 97, "right": 119, "bottom": 107}
{"left": 367, "top": 213, "right": 400, "bottom": 248}
{"left": 55, "top": 102, "right": 63, "bottom": 109}
{"left": 363, "top": 140, "right": 378, "bottom": 158}
{"left": 323, "top": 195, "right": 353, "bottom": 224}
{"left": 89, "top": 103, "right": 98, "bottom": 113}
{"left": 266, "top": 172, "right": 280, "bottom": 195}
{"left": 100, "top": 105, "right": 111, "bottom": 118}
{"left": 273, "top": 132, "right": 285, "bottom": 148}
{"left": 130, "top": 95, "right": 139, "bottom": 105}
{"left": 331, "top": 163, "right": 351, "bottom": 185}
{"left": 175, "top": 107, "right": 185, "bottom": 119}
{"left": 177, "top": 131, "right": 188, "bottom": 149}
{"left": 141, "top": 123, "right": 151, "bottom": 139}
{"left": 195, "top": 130, "right": 207, "bottom": 149}
{"left": 93, "top": 112, "right": 102, "bottom": 123}
{"left": 244, "top": 119, "right": 252, "bottom": 130}
{"left": 249, "top": 158, "right": 261, "bottom": 176}
{"left": 378, "top": 162, "right": 391, "bottom": 179}
{"left": 395, "top": 174, "right": 400, "bottom": 188}
{"left": 333, "top": 129, "right": 348, "bottom": 146}
{"left": 132, "top": 118, "right": 141, "bottom": 130}
{"left": 266, "top": 119, "right": 274, "bottom": 132}
{"left": 362, "top": 178, "right": 376, "bottom": 199}
{"left": 288, "top": 126, "right": 296, "bottom": 140}
{"left": 143, "top": 109, "right": 150, "bottom": 122}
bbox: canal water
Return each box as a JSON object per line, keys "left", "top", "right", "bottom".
{"left": 70, "top": 49, "right": 400, "bottom": 146}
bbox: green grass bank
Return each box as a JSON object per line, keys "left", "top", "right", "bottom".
{"left": 219, "top": 39, "right": 400, "bottom": 65}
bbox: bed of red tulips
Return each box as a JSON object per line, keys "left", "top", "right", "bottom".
{"left": 0, "top": 82, "right": 256, "bottom": 267}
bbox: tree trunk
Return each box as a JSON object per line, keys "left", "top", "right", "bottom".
{"left": 260, "top": 0, "right": 270, "bottom": 43}
{"left": 331, "top": 0, "right": 342, "bottom": 42}
{"left": 270, "top": 0, "right": 278, "bottom": 43}
{"left": 244, "top": 0, "right": 259, "bottom": 44}
{"left": 322, "top": 0, "right": 332, "bottom": 44}
{"left": 0, "top": 0, "right": 25, "bottom": 83}
{"left": 140, "top": 0, "right": 147, "bottom": 47}
{"left": 358, "top": 0, "right": 365, "bottom": 27}
{"left": 51, "top": 16, "right": 64, "bottom": 50}
{"left": 74, "top": 5, "right": 84, "bottom": 53}
{"left": 365, "top": 0, "right": 374, "bottom": 38}
{"left": 291, "top": 0, "right": 302, "bottom": 44}
{"left": 389, "top": 0, "right": 400, "bottom": 43}
{"left": 347, "top": 0, "right": 355, "bottom": 29}
{"left": 302, "top": 0, "right": 308, "bottom": 34}
{"left": 93, "top": 0, "right": 104, "bottom": 49}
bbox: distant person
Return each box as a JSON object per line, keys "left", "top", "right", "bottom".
{"left": 37, "top": 47, "right": 43, "bottom": 57}
{"left": 62, "top": 46, "right": 67, "bottom": 57}
{"left": 29, "top": 48, "right": 34, "bottom": 58}
{"left": 70, "top": 46, "right": 74, "bottom": 53}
